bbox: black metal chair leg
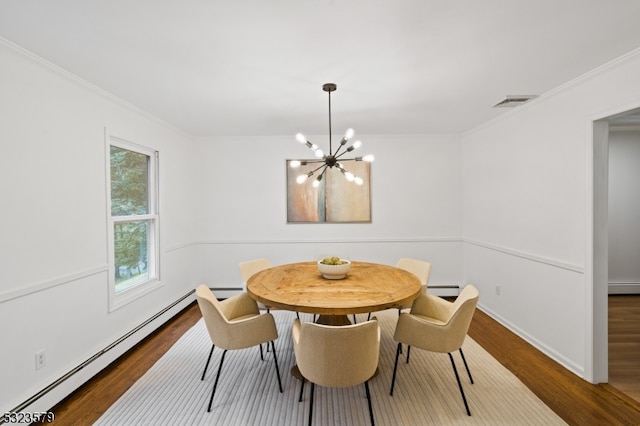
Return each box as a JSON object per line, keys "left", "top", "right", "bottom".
{"left": 395, "top": 309, "right": 403, "bottom": 353}
{"left": 353, "top": 314, "right": 357, "bottom": 323}
{"left": 365, "top": 381, "right": 375, "bottom": 426}
{"left": 367, "top": 312, "right": 371, "bottom": 321}
{"left": 389, "top": 342, "right": 402, "bottom": 395}
{"left": 259, "top": 343, "right": 264, "bottom": 361}
{"left": 201, "top": 343, "right": 215, "bottom": 381}
{"left": 308, "top": 382, "right": 315, "bottom": 426}
{"left": 405, "top": 345, "right": 411, "bottom": 363}
{"left": 271, "top": 340, "right": 283, "bottom": 393}
{"left": 448, "top": 352, "right": 471, "bottom": 416}
{"left": 298, "top": 377, "right": 306, "bottom": 402}
{"left": 459, "top": 348, "right": 473, "bottom": 384}
{"left": 265, "top": 308, "right": 272, "bottom": 353}
{"left": 207, "top": 349, "right": 227, "bottom": 412}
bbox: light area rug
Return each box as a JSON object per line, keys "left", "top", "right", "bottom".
{"left": 95, "top": 309, "right": 567, "bottom": 425}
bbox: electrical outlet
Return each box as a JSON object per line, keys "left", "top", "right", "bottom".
{"left": 496, "top": 285, "right": 501, "bottom": 296}
{"left": 35, "top": 350, "right": 46, "bottom": 370}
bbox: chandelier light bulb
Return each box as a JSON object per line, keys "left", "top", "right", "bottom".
{"left": 314, "top": 149, "right": 324, "bottom": 158}
{"left": 296, "top": 133, "right": 307, "bottom": 144}
{"left": 312, "top": 178, "right": 321, "bottom": 188}
{"left": 290, "top": 160, "right": 301, "bottom": 168}
{"left": 345, "top": 172, "right": 355, "bottom": 181}
{"left": 344, "top": 128, "right": 355, "bottom": 140}
{"left": 346, "top": 140, "right": 362, "bottom": 152}
{"left": 354, "top": 176, "right": 364, "bottom": 185}
{"left": 363, "top": 154, "right": 375, "bottom": 162}
{"left": 296, "top": 174, "right": 308, "bottom": 184}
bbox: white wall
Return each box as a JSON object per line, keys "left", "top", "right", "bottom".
{"left": 0, "top": 40, "right": 198, "bottom": 412}
{"left": 193, "top": 134, "right": 464, "bottom": 294}
{"left": 608, "top": 128, "right": 640, "bottom": 292}
{"left": 462, "top": 48, "right": 640, "bottom": 379}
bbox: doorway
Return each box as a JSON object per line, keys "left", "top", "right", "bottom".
{"left": 592, "top": 108, "right": 640, "bottom": 395}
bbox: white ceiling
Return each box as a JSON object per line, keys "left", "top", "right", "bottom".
{"left": 2, "top": 0, "right": 640, "bottom": 138}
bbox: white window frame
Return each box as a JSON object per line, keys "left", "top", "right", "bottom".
{"left": 106, "top": 129, "right": 161, "bottom": 311}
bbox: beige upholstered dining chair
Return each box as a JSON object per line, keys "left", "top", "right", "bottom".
{"left": 359, "top": 258, "right": 431, "bottom": 323}
{"left": 396, "top": 258, "right": 431, "bottom": 312}
{"left": 195, "top": 285, "right": 283, "bottom": 412}
{"left": 389, "top": 284, "right": 479, "bottom": 416}
{"left": 292, "top": 318, "right": 380, "bottom": 426}
{"left": 240, "top": 258, "right": 300, "bottom": 319}
{"left": 239, "top": 258, "right": 272, "bottom": 310}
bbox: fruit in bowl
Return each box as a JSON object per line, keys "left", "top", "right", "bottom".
{"left": 320, "top": 256, "right": 349, "bottom": 265}
{"left": 317, "top": 257, "right": 351, "bottom": 279}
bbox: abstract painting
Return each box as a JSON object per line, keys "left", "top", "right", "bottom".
{"left": 286, "top": 159, "right": 371, "bottom": 223}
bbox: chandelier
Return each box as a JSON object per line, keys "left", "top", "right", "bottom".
{"left": 291, "top": 83, "right": 374, "bottom": 188}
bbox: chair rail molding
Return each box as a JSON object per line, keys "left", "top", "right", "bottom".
{"left": 0, "top": 264, "right": 109, "bottom": 305}
{"left": 464, "top": 239, "right": 584, "bottom": 274}
{"left": 194, "top": 236, "right": 462, "bottom": 245}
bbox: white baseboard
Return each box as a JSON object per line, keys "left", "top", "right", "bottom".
{"left": 608, "top": 282, "right": 640, "bottom": 294}
{"left": 428, "top": 285, "right": 460, "bottom": 297}
{"left": 12, "top": 291, "right": 195, "bottom": 415}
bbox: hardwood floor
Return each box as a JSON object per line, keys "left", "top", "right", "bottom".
{"left": 609, "top": 295, "right": 640, "bottom": 403}
{"left": 38, "top": 297, "right": 640, "bottom": 425}
{"left": 470, "top": 297, "right": 640, "bottom": 426}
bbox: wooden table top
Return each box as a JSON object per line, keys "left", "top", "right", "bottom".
{"left": 246, "top": 261, "right": 422, "bottom": 315}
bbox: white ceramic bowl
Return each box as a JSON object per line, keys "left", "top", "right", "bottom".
{"left": 317, "top": 259, "right": 351, "bottom": 279}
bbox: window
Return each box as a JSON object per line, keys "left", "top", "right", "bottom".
{"left": 107, "top": 133, "right": 160, "bottom": 310}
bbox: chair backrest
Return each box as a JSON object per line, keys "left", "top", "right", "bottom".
{"left": 239, "top": 258, "right": 272, "bottom": 284}
{"left": 398, "top": 284, "right": 479, "bottom": 353}
{"left": 294, "top": 319, "right": 380, "bottom": 388}
{"left": 441, "top": 284, "right": 479, "bottom": 351}
{"left": 195, "top": 285, "right": 234, "bottom": 349}
{"left": 396, "top": 258, "right": 431, "bottom": 291}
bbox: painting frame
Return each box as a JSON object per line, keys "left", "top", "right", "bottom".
{"left": 286, "top": 159, "right": 372, "bottom": 223}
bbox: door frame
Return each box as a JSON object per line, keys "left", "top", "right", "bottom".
{"left": 588, "top": 118, "right": 609, "bottom": 383}
{"left": 589, "top": 106, "right": 640, "bottom": 383}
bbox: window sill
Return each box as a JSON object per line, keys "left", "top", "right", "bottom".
{"left": 109, "top": 278, "right": 164, "bottom": 312}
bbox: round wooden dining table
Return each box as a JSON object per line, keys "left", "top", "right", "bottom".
{"left": 246, "top": 260, "right": 422, "bottom": 325}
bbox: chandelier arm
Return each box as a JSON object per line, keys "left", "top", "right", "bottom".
{"left": 334, "top": 150, "right": 353, "bottom": 160}
{"left": 309, "top": 163, "right": 329, "bottom": 175}
{"left": 318, "top": 165, "right": 328, "bottom": 179}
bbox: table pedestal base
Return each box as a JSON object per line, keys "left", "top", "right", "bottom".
{"left": 315, "top": 314, "right": 352, "bottom": 326}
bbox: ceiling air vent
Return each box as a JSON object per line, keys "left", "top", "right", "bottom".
{"left": 493, "top": 95, "right": 537, "bottom": 108}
